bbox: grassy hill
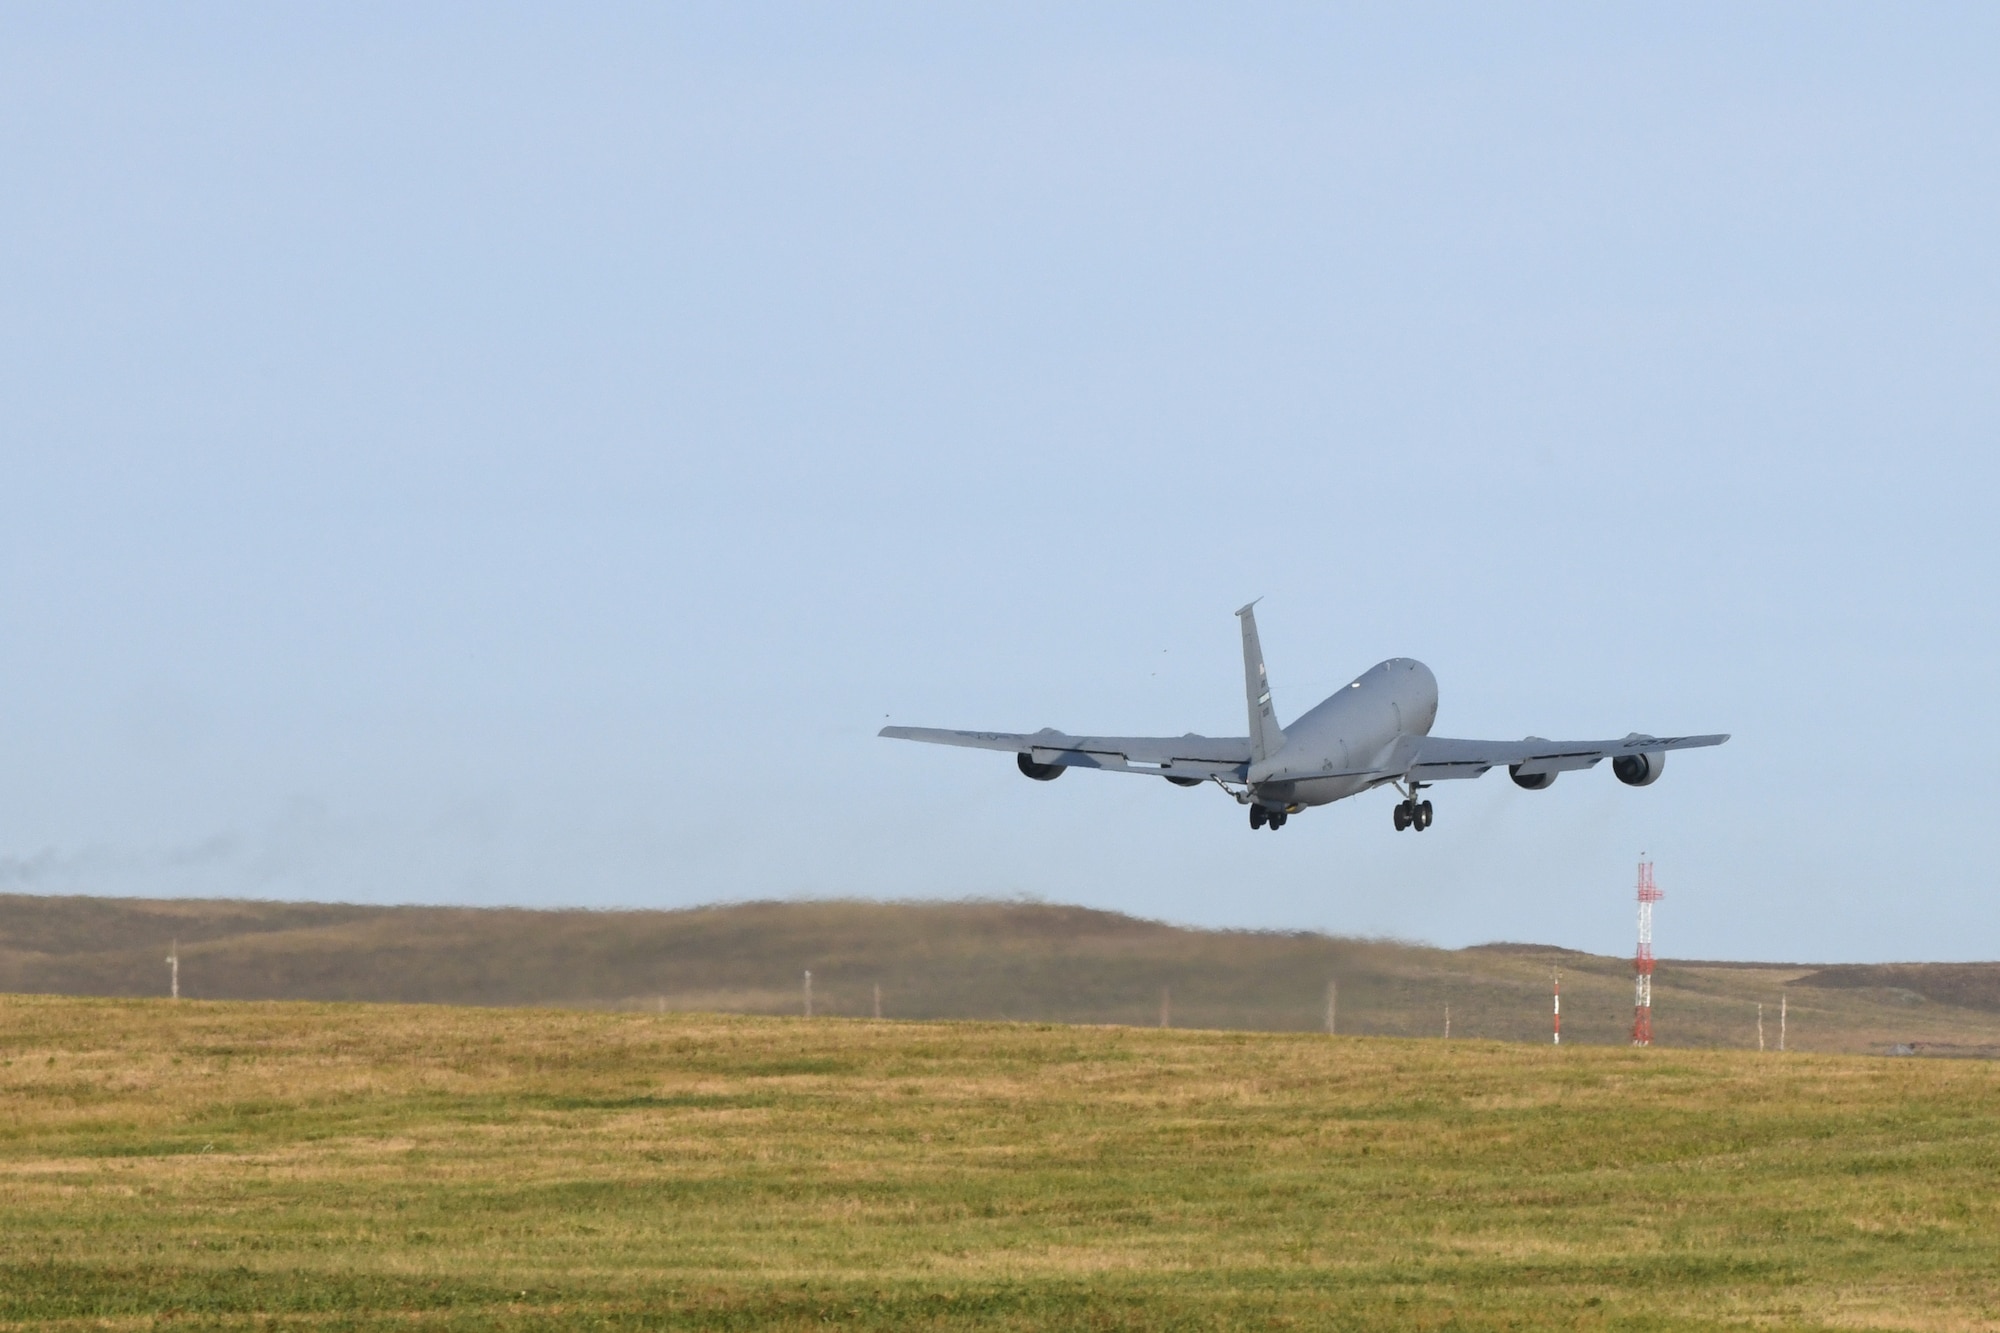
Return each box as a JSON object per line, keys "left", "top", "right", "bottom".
{"left": 4, "top": 996, "right": 2000, "bottom": 1330}
{"left": 4, "top": 894, "right": 1998, "bottom": 1055}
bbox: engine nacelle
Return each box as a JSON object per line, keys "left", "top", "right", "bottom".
{"left": 1613, "top": 751, "right": 1665, "bottom": 787}
{"left": 1509, "top": 765, "right": 1555, "bottom": 790}
{"left": 1017, "top": 752, "right": 1065, "bottom": 781}
{"left": 1163, "top": 775, "right": 1203, "bottom": 788}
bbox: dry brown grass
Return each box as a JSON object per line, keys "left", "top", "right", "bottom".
{"left": 4, "top": 993, "right": 2000, "bottom": 1329}
{"left": 6, "top": 895, "right": 2000, "bottom": 1057}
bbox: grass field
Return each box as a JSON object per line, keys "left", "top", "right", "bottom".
{"left": 6, "top": 995, "right": 2000, "bottom": 1330}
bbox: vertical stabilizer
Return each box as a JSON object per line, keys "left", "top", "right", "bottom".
{"left": 1236, "top": 601, "right": 1286, "bottom": 762}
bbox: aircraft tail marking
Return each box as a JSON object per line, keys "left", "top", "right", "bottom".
{"left": 1235, "top": 600, "right": 1286, "bottom": 763}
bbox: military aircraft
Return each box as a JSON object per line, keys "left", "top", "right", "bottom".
{"left": 880, "top": 602, "right": 1727, "bottom": 832}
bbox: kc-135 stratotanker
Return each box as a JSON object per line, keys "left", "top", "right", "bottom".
{"left": 881, "top": 602, "right": 1728, "bottom": 832}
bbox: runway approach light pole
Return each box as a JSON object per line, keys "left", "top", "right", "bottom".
{"left": 1632, "top": 860, "right": 1663, "bottom": 1046}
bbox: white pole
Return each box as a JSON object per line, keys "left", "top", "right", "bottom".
{"left": 873, "top": 983, "right": 882, "bottom": 1020}
{"left": 1757, "top": 1003, "right": 1764, "bottom": 1051}
{"left": 803, "top": 970, "right": 812, "bottom": 1019}
{"left": 1779, "top": 993, "right": 1786, "bottom": 1052}
{"left": 168, "top": 940, "right": 179, "bottom": 1001}
{"left": 1325, "top": 979, "right": 1337, "bottom": 1036}
{"left": 1444, "top": 1003, "right": 1450, "bottom": 1040}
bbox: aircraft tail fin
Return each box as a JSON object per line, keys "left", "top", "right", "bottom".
{"left": 1235, "top": 600, "right": 1286, "bottom": 763}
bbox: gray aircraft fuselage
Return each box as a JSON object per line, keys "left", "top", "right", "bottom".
{"left": 1249, "top": 659, "right": 1439, "bottom": 808}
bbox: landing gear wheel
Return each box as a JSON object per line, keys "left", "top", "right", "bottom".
{"left": 1417, "top": 800, "right": 1433, "bottom": 830}
{"left": 1393, "top": 802, "right": 1411, "bottom": 831}
{"left": 1250, "top": 804, "right": 1267, "bottom": 830}
{"left": 1269, "top": 810, "right": 1287, "bottom": 831}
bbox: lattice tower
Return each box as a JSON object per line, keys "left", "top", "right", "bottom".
{"left": 1632, "top": 860, "right": 1663, "bottom": 1045}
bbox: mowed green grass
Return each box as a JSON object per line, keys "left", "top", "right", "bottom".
{"left": 4, "top": 996, "right": 1998, "bottom": 1330}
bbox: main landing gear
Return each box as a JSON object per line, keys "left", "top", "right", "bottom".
{"left": 1249, "top": 803, "right": 1287, "bottom": 832}
{"left": 1393, "top": 785, "right": 1434, "bottom": 832}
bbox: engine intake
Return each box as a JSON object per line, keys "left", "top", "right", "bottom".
{"left": 1017, "top": 752, "right": 1065, "bottom": 781}
{"left": 1613, "top": 751, "right": 1664, "bottom": 787}
{"left": 1509, "top": 765, "right": 1555, "bottom": 790}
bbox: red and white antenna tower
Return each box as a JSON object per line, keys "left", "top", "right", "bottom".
{"left": 1552, "top": 968, "right": 1561, "bottom": 1046}
{"left": 1631, "top": 859, "right": 1663, "bottom": 1046}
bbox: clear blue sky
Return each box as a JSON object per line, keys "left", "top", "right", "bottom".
{"left": 2, "top": 6, "right": 1994, "bottom": 961}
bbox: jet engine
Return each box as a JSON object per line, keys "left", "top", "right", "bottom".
{"left": 1163, "top": 775, "right": 1203, "bottom": 788}
{"left": 1017, "top": 752, "right": 1065, "bottom": 781}
{"left": 1613, "top": 751, "right": 1665, "bottom": 787}
{"left": 1509, "top": 765, "right": 1555, "bottom": 790}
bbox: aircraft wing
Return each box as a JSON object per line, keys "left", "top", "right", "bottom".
{"left": 880, "top": 725, "right": 1252, "bottom": 781}
{"left": 1405, "top": 731, "right": 1730, "bottom": 781}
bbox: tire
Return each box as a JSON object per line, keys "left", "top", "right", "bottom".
{"left": 1250, "top": 805, "right": 1267, "bottom": 830}
{"left": 1418, "top": 800, "right": 1434, "bottom": 830}
{"left": 1393, "top": 803, "right": 1410, "bottom": 831}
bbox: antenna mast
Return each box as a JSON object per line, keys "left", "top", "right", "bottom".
{"left": 1632, "top": 860, "right": 1663, "bottom": 1045}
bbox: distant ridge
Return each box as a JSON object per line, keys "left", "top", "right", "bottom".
{"left": 2, "top": 894, "right": 1996, "bottom": 1054}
